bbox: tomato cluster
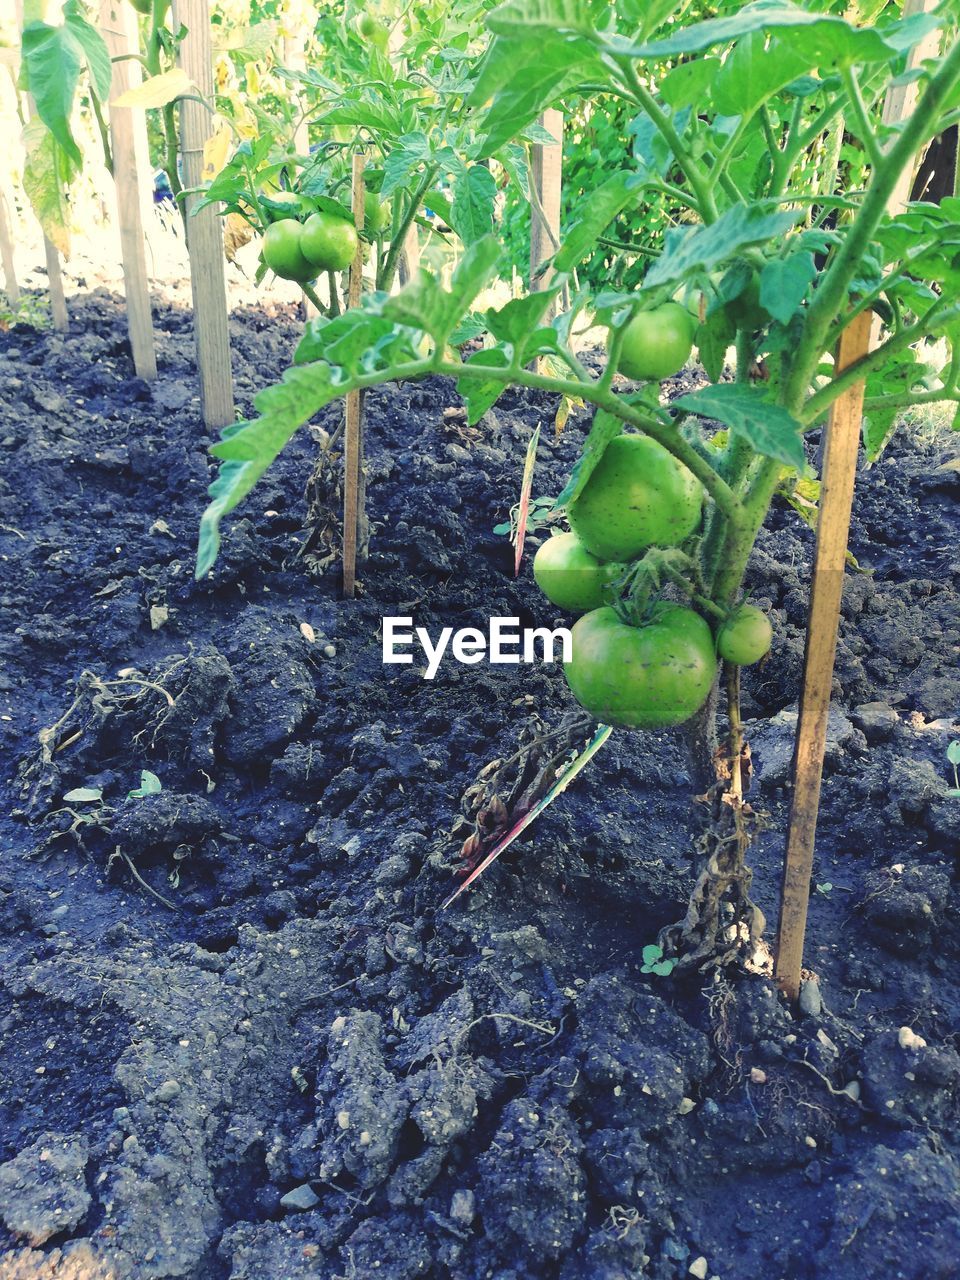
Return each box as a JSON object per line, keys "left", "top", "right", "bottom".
{"left": 532, "top": 430, "right": 773, "bottom": 729}
{"left": 262, "top": 212, "right": 360, "bottom": 282}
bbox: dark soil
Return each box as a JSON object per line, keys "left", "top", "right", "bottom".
{"left": 0, "top": 290, "right": 958, "bottom": 1280}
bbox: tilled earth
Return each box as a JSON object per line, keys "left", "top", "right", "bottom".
{"left": 0, "top": 291, "right": 958, "bottom": 1280}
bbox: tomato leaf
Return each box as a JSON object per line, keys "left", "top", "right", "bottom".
{"left": 554, "top": 409, "right": 623, "bottom": 510}
{"left": 759, "top": 253, "right": 817, "bottom": 325}
{"left": 695, "top": 308, "right": 735, "bottom": 383}
{"left": 554, "top": 171, "right": 641, "bottom": 273}
{"left": 457, "top": 346, "right": 511, "bottom": 424}
{"left": 472, "top": 36, "right": 606, "bottom": 158}
{"left": 450, "top": 164, "right": 497, "bottom": 245}
{"left": 63, "top": 786, "right": 102, "bottom": 803}
{"left": 619, "top": 0, "right": 941, "bottom": 68}
{"left": 673, "top": 384, "right": 806, "bottom": 469}
{"left": 645, "top": 204, "right": 801, "bottom": 291}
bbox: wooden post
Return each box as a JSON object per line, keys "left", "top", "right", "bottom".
{"left": 529, "top": 108, "right": 563, "bottom": 304}
{"left": 100, "top": 0, "right": 157, "bottom": 379}
{"left": 0, "top": 188, "right": 19, "bottom": 307}
{"left": 342, "top": 152, "right": 364, "bottom": 598}
{"left": 15, "top": 0, "right": 67, "bottom": 330}
{"left": 173, "top": 0, "right": 234, "bottom": 428}
{"left": 775, "top": 0, "right": 938, "bottom": 1002}
{"left": 775, "top": 312, "right": 872, "bottom": 1000}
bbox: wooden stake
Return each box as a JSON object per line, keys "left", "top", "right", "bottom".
{"left": 775, "top": 311, "right": 872, "bottom": 1000}
{"left": 775, "top": 0, "right": 937, "bottom": 1001}
{"left": 0, "top": 187, "right": 19, "bottom": 307}
{"left": 342, "top": 152, "right": 365, "bottom": 598}
{"left": 529, "top": 108, "right": 563, "bottom": 306}
{"left": 173, "top": 0, "right": 234, "bottom": 428}
{"left": 100, "top": 0, "right": 157, "bottom": 380}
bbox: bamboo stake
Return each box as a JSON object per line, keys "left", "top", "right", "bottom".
{"left": 342, "top": 151, "right": 365, "bottom": 598}
{"left": 775, "top": 0, "right": 938, "bottom": 1002}
{"left": 172, "top": 0, "right": 234, "bottom": 428}
{"left": 775, "top": 311, "right": 871, "bottom": 1000}
{"left": 529, "top": 108, "right": 563, "bottom": 308}
{"left": 100, "top": 0, "right": 157, "bottom": 380}
{"left": 0, "top": 187, "right": 19, "bottom": 307}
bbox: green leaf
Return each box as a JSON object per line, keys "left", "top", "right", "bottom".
{"left": 485, "top": 291, "right": 558, "bottom": 347}
{"left": 759, "top": 252, "right": 816, "bottom": 325}
{"left": 673, "top": 383, "right": 805, "bottom": 468}
{"left": 128, "top": 769, "right": 162, "bottom": 799}
{"left": 197, "top": 363, "right": 342, "bottom": 578}
{"left": 660, "top": 57, "right": 720, "bottom": 110}
{"left": 21, "top": 18, "right": 83, "bottom": 165}
{"left": 554, "top": 171, "right": 640, "bottom": 274}
{"left": 64, "top": 0, "right": 111, "bottom": 102}
{"left": 114, "top": 66, "right": 192, "bottom": 109}
{"left": 450, "top": 164, "right": 497, "bottom": 244}
{"left": 651, "top": 960, "right": 675, "bottom": 976}
{"left": 384, "top": 235, "right": 501, "bottom": 345}
{"left": 472, "top": 35, "right": 605, "bottom": 159}
{"left": 63, "top": 786, "right": 102, "bottom": 803}
{"left": 486, "top": 0, "right": 600, "bottom": 39}
{"left": 645, "top": 204, "right": 801, "bottom": 291}
{"left": 641, "top": 944, "right": 662, "bottom": 965}
{"left": 22, "top": 118, "right": 76, "bottom": 255}
{"left": 712, "top": 31, "right": 812, "bottom": 117}
{"left": 695, "top": 307, "right": 735, "bottom": 383}
{"left": 620, "top": 0, "right": 941, "bottom": 68}
{"left": 554, "top": 409, "right": 623, "bottom": 510}
{"left": 457, "top": 346, "right": 511, "bottom": 424}
{"left": 381, "top": 132, "right": 432, "bottom": 198}
{"left": 947, "top": 741, "right": 960, "bottom": 765}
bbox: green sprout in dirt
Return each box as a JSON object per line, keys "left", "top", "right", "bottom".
{"left": 193, "top": 0, "right": 960, "bottom": 973}
{"left": 947, "top": 741, "right": 960, "bottom": 797}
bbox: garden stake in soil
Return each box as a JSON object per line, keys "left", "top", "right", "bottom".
{"left": 173, "top": 0, "right": 234, "bottom": 429}
{"left": 342, "top": 151, "right": 365, "bottom": 598}
{"left": 99, "top": 0, "right": 157, "bottom": 382}
{"left": 0, "top": 186, "right": 19, "bottom": 308}
{"left": 776, "top": 309, "right": 873, "bottom": 1003}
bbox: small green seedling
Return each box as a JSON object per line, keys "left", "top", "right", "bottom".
{"left": 641, "top": 944, "right": 677, "bottom": 977}
{"left": 946, "top": 742, "right": 960, "bottom": 798}
{"left": 127, "top": 770, "right": 162, "bottom": 800}
{"left": 815, "top": 882, "right": 834, "bottom": 897}
{"left": 494, "top": 497, "right": 555, "bottom": 540}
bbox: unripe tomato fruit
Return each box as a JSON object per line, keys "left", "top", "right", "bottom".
{"left": 533, "top": 532, "right": 623, "bottom": 615}
{"left": 564, "top": 603, "right": 717, "bottom": 729}
{"left": 129, "top": 0, "right": 153, "bottom": 13}
{"left": 614, "top": 302, "right": 696, "bottom": 381}
{"left": 567, "top": 434, "right": 703, "bottom": 562}
{"left": 716, "top": 604, "right": 772, "bottom": 666}
{"left": 364, "top": 190, "right": 388, "bottom": 235}
{"left": 300, "top": 211, "right": 360, "bottom": 272}
{"left": 261, "top": 219, "right": 317, "bottom": 283}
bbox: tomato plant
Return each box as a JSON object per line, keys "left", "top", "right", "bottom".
{"left": 194, "top": 0, "right": 960, "bottom": 969}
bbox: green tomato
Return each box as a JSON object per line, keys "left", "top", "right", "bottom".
{"left": 717, "top": 604, "right": 773, "bottom": 666}
{"left": 567, "top": 434, "right": 703, "bottom": 562}
{"left": 300, "top": 211, "right": 360, "bottom": 272}
{"left": 533, "top": 532, "right": 623, "bottom": 615}
{"left": 356, "top": 13, "right": 389, "bottom": 49}
{"left": 614, "top": 302, "right": 696, "bottom": 381}
{"left": 261, "top": 219, "right": 317, "bottom": 283}
{"left": 128, "top": 0, "right": 153, "bottom": 12}
{"left": 364, "top": 190, "right": 388, "bottom": 235}
{"left": 564, "top": 603, "right": 717, "bottom": 729}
